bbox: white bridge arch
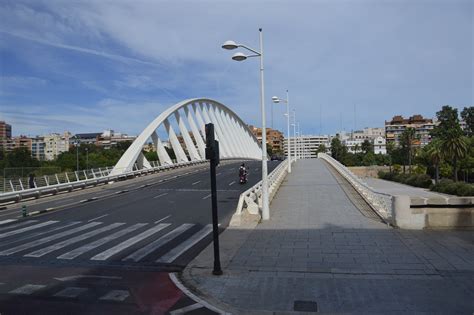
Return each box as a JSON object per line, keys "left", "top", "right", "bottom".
{"left": 111, "top": 98, "right": 262, "bottom": 175}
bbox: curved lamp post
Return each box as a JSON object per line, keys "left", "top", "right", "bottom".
{"left": 272, "top": 91, "right": 291, "bottom": 173}
{"left": 222, "top": 29, "right": 270, "bottom": 220}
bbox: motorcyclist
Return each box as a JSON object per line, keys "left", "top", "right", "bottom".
{"left": 239, "top": 163, "right": 248, "bottom": 182}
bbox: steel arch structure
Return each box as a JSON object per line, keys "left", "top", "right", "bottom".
{"left": 111, "top": 98, "right": 262, "bottom": 175}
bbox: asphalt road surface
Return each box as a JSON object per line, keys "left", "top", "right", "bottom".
{"left": 0, "top": 160, "right": 280, "bottom": 314}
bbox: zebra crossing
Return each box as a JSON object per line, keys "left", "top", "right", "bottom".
{"left": 0, "top": 219, "right": 213, "bottom": 265}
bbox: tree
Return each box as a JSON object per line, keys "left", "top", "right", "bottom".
{"left": 400, "top": 128, "right": 416, "bottom": 173}
{"left": 330, "top": 138, "right": 346, "bottom": 162}
{"left": 361, "top": 140, "right": 373, "bottom": 155}
{"left": 440, "top": 133, "right": 468, "bottom": 181}
{"left": 315, "top": 144, "right": 327, "bottom": 155}
{"left": 386, "top": 141, "right": 396, "bottom": 172}
{"left": 4, "top": 147, "right": 40, "bottom": 168}
{"left": 431, "top": 105, "right": 463, "bottom": 140}
{"left": 426, "top": 140, "right": 443, "bottom": 184}
{"left": 461, "top": 106, "right": 474, "bottom": 136}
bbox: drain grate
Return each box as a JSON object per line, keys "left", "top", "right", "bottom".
{"left": 294, "top": 300, "right": 318, "bottom": 312}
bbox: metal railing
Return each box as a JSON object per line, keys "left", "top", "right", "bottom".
{"left": 235, "top": 159, "right": 290, "bottom": 216}
{"left": 318, "top": 153, "right": 393, "bottom": 221}
{"left": 0, "top": 160, "right": 210, "bottom": 204}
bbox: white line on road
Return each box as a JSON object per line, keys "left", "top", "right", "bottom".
{"left": 124, "top": 224, "right": 194, "bottom": 262}
{"left": 155, "top": 215, "right": 171, "bottom": 224}
{"left": 0, "top": 221, "right": 58, "bottom": 239}
{"left": 228, "top": 181, "right": 235, "bottom": 186}
{"left": 153, "top": 192, "right": 169, "bottom": 199}
{"left": 25, "top": 223, "right": 125, "bottom": 258}
{"left": 156, "top": 224, "right": 213, "bottom": 263}
{"left": 90, "top": 223, "right": 170, "bottom": 261}
{"left": 53, "top": 287, "right": 87, "bottom": 298}
{"left": 0, "top": 219, "right": 16, "bottom": 225}
{"left": 216, "top": 173, "right": 221, "bottom": 176}
{"left": 191, "top": 181, "right": 201, "bottom": 185}
{"left": 9, "top": 284, "right": 46, "bottom": 295}
{"left": 100, "top": 290, "right": 130, "bottom": 302}
{"left": 202, "top": 194, "right": 211, "bottom": 200}
{"left": 170, "top": 303, "right": 203, "bottom": 314}
{"left": 58, "top": 223, "right": 147, "bottom": 260}
{"left": 88, "top": 214, "right": 109, "bottom": 222}
{"left": 0, "top": 220, "right": 38, "bottom": 232}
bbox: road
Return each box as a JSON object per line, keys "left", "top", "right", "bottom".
{"left": 0, "top": 160, "right": 280, "bottom": 314}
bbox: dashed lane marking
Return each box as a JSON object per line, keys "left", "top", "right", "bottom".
{"left": 9, "top": 284, "right": 46, "bottom": 295}
{"left": 90, "top": 223, "right": 170, "bottom": 261}
{"left": 191, "top": 181, "right": 201, "bottom": 185}
{"left": 99, "top": 289, "right": 130, "bottom": 302}
{"left": 228, "top": 181, "right": 235, "bottom": 186}
{"left": 88, "top": 214, "right": 109, "bottom": 222}
{"left": 0, "top": 219, "right": 17, "bottom": 225}
{"left": 53, "top": 287, "right": 87, "bottom": 298}
{"left": 202, "top": 194, "right": 211, "bottom": 200}
{"left": 153, "top": 192, "right": 169, "bottom": 199}
{"left": 155, "top": 215, "right": 171, "bottom": 224}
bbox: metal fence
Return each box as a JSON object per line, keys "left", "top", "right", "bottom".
{"left": 318, "top": 153, "right": 393, "bottom": 221}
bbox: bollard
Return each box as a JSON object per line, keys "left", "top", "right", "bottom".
{"left": 22, "top": 205, "right": 27, "bottom": 217}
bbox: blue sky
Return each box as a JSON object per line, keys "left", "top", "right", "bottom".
{"left": 0, "top": 0, "right": 472, "bottom": 137}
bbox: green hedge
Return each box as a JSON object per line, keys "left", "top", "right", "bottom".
{"left": 378, "top": 171, "right": 432, "bottom": 188}
{"left": 431, "top": 179, "right": 474, "bottom": 196}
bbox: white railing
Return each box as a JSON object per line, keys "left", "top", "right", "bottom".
{"left": 318, "top": 153, "right": 393, "bottom": 221}
{"left": 235, "top": 159, "right": 290, "bottom": 216}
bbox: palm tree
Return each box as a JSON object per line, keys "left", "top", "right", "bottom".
{"left": 440, "top": 134, "right": 468, "bottom": 181}
{"left": 427, "top": 140, "right": 442, "bottom": 184}
{"left": 400, "top": 128, "right": 416, "bottom": 173}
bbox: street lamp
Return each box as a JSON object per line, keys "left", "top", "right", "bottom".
{"left": 222, "top": 28, "right": 270, "bottom": 220}
{"left": 74, "top": 141, "right": 80, "bottom": 172}
{"left": 272, "top": 90, "right": 291, "bottom": 173}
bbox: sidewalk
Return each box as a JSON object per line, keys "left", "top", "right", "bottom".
{"left": 182, "top": 159, "right": 474, "bottom": 314}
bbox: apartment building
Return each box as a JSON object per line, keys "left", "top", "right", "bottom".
{"left": 385, "top": 115, "right": 435, "bottom": 147}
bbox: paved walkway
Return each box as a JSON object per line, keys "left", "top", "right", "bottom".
{"left": 183, "top": 159, "right": 474, "bottom": 314}
{"left": 365, "top": 177, "right": 448, "bottom": 198}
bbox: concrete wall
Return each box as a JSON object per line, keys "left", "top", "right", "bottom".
{"left": 392, "top": 195, "right": 474, "bottom": 229}
{"left": 348, "top": 166, "right": 390, "bottom": 178}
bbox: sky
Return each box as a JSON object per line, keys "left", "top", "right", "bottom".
{"left": 0, "top": 0, "right": 472, "bottom": 138}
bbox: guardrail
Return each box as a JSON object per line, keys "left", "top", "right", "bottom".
{"left": 234, "top": 159, "right": 290, "bottom": 217}
{"left": 0, "top": 158, "right": 247, "bottom": 204}
{"left": 318, "top": 153, "right": 393, "bottom": 221}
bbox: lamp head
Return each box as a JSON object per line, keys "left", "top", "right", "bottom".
{"left": 232, "top": 52, "right": 247, "bottom": 61}
{"left": 222, "top": 40, "right": 238, "bottom": 50}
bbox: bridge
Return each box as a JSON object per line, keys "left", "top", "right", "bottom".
{"left": 0, "top": 99, "right": 472, "bottom": 314}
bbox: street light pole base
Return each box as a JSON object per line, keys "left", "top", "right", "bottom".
{"left": 212, "top": 269, "right": 223, "bottom": 276}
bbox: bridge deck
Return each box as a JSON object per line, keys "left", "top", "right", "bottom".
{"left": 186, "top": 159, "right": 474, "bottom": 313}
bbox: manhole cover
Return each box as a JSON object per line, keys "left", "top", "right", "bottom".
{"left": 294, "top": 300, "right": 318, "bottom": 312}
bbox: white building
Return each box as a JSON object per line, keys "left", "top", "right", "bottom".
{"left": 343, "top": 139, "right": 365, "bottom": 154}
{"left": 373, "top": 136, "right": 387, "bottom": 154}
{"left": 284, "top": 135, "right": 330, "bottom": 159}
{"left": 352, "top": 127, "right": 385, "bottom": 141}
{"left": 44, "top": 132, "right": 71, "bottom": 160}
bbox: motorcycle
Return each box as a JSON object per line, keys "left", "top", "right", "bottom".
{"left": 239, "top": 172, "right": 248, "bottom": 184}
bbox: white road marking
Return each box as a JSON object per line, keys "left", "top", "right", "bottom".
{"left": 156, "top": 224, "right": 213, "bottom": 263}
{"left": 216, "top": 173, "right": 222, "bottom": 176}
{"left": 54, "top": 275, "right": 121, "bottom": 282}
{"left": 99, "top": 290, "right": 130, "bottom": 302}
{"left": 0, "top": 222, "right": 102, "bottom": 256}
{"left": 25, "top": 223, "right": 125, "bottom": 258}
{"left": 0, "top": 219, "right": 17, "bottom": 225}
{"left": 155, "top": 215, "right": 171, "bottom": 224}
{"left": 88, "top": 214, "right": 109, "bottom": 222}
{"left": 9, "top": 284, "right": 46, "bottom": 295}
{"left": 57, "top": 223, "right": 147, "bottom": 260}
{"left": 90, "top": 223, "right": 170, "bottom": 261}
{"left": 191, "top": 181, "right": 201, "bottom": 185}
{"left": 0, "top": 220, "right": 38, "bottom": 232}
{"left": 124, "top": 224, "right": 194, "bottom": 262}
{"left": 53, "top": 287, "right": 87, "bottom": 298}
{"left": 0, "top": 221, "right": 58, "bottom": 239}
{"left": 170, "top": 302, "right": 203, "bottom": 314}
{"left": 228, "top": 181, "right": 235, "bottom": 186}
{"left": 153, "top": 192, "right": 168, "bottom": 199}
{"left": 202, "top": 194, "right": 211, "bottom": 200}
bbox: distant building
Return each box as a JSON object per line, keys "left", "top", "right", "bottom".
{"left": 0, "top": 121, "right": 12, "bottom": 150}
{"left": 248, "top": 126, "right": 284, "bottom": 153}
{"left": 70, "top": 133, "right": 101, "bottom": 146}
{"left": 44, "top": 132, "right": 71, "bottom": 160}
{"left": 385, "top": 115, "right": 435, "bottom": 147}
{"left": 284, "top": 135, "right": 330, "bottom": 159}
{"left": 31, "top": 137, "right": 45, "bottom": 160}
{"left": 344, "top": 139, "right": 365, "bottom": 154}
{"left": 373, "top": 136, "right": 387, "bottom": 154}
{"left": 352, "top": 127, "right": 385, "bottom": 141}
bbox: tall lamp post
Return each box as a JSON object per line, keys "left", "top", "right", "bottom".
{"left": 272, "top": 90, "right": 291, "bottom": 173}
{"left": 74, "top": 141, "right": 80, "bottom": 172}
{"left": 222, "top": 28, "right": 270, "bottom": 220}
{"left": 291, "top": 110, "right": 297, "bottom": 162}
